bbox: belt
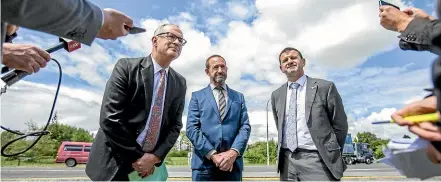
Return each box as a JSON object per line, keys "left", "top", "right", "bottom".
{"left": 282, "top": 148, "right": 317, "bottom": 153}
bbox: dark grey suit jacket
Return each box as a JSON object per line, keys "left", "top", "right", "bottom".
{"left": 271, "top": 76, "right": 348, "bottom": 179}
{"left": 2, "top": 0, "right": 103, "bottom": 45}
{"left": 85, "top": 56, "right": 186, "bottom": 181}
{"left": 399, "top": 18, "right": 441, "bottom": 55}
{"left": 1, "top": 0, "right": 103, "bottom": 64}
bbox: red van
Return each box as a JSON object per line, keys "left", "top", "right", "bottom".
{"left": 55, "top": 141, "right": 92, "bottom": 167}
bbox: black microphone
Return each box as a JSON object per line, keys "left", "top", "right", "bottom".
{"left": 1, "top": 38, "right": 81, "bottom": 86}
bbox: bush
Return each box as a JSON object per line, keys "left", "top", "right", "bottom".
{"left": 167, "top": 150, "right": 189, "bottom": 157}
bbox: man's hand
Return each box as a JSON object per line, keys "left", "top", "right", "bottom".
{"left": 97, "top": 8, "right": 133, "bottom": 40}
{"left": 427, "top": 144, "right": 441, "bottom": 164}
{"left": 391, "top": 96, "right": 437, "bottom": 126}
{"left": 403, "top": 7, "right": 436, "bottom": 21}
{"left": 2, "top": 43, "right": 50, "bottom": 74}
{"left": 408, "top": 122, "right": 441, "bottom": 141}
{"left": 391, "top": 96, "right": 441, "bottom": 141}
{"left": 217, "top": 150, "right": 238, "bottom": 172}
{"left": 6, "top": 24, "right": 19, "bottom": 35}
{"left": 132, "top": 153, "right": 160, "bottom": 178}
{"left": 210, "top": 153, "right": 224, "bottom": 167}
{"left": 379, "top": 5, "right": 413, "bottom": 32}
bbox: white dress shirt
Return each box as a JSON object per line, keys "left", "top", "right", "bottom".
{"left": 285, "top": 74, "right": 317, "bottom": 150}
{"left": 136, "top": 55, "right": 169, "bottom": 146}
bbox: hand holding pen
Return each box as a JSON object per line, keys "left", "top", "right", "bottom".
{"left": 385, "top": 96, "right": 441, "bottom": 141}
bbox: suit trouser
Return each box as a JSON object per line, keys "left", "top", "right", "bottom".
{"left": 192, "top": 168, "right": 242, "bottom": 181}
{"left": 280, "top": 148, "right": 338, "bottom": 181}
{"left": 111, "top": 164, "right": 132, "bottom": 181}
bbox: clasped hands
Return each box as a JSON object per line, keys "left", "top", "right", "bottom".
{"left": 391, "top": 96, "right": 441, "bottom": 164}
{"left": 210, "top": 149, "right": 238, "bottom": 172}
{"left": 132, "top": 153, "right": 160, "bottom": 178}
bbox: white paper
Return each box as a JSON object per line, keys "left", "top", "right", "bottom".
{"left": 379, "top": 137, "right": 441, "bottom": 180}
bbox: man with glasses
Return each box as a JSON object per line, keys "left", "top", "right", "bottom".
{"left": 86, "top": 24, "right": 187, "bottom": 181}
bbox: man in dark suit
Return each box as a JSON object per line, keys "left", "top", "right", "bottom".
{"left": 186, "top": 55, "right": 251, "bottom": 181}
{"left": 271, "top": 47, "right": 348, "bottom": 181}
{"left": 85, "top": 24, "right": 187, "bottom": 181}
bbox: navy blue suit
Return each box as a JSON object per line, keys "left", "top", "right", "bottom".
{"left": 186, "top": 85, "right": 251, "bottom": 181}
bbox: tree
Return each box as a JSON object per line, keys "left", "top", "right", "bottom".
{"left": 356, "top": 132, "right": 389, "bottom": 159}
{"left": 0, "top": 131, "right": 29, "bottom": 160}
{"left": 173, "top": 130, "right": 191, "bottom": 151}
{"left": 243, "top": 140, "right": 277, "bottom": 164}
{"left": 12, "top": 112, "right": 94, "bottom": 157}
{"left": 356, "top": 132, "right": 378, "bottom": 144}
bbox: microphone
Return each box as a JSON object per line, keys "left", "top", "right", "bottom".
{"left": 1, "top": 38, "right": 81, "bottom": 86}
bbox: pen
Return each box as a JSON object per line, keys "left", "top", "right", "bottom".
{"left": 371, "top": 112, "right": 440, "bottom": 124}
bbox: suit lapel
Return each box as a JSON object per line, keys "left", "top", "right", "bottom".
{"left": 203, "top": 86, "right": 221, "bottom": 122}
{"left": 141, "top": 57, "right": 154, "bottom": 119}
{"left": 278, "top": 84, "right": 288, "bottom": 130}
{"left": 305, "top": 76, "right": 318, "bottom": 125}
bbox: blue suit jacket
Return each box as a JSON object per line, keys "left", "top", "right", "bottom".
{"left": 186, "top": 85, "right": 251, "bottom": 171}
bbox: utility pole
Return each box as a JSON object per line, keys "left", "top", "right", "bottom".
{"left": 266, "top": 98, "right": 271, "bottom": 166}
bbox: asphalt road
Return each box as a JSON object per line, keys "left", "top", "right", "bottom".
{"left": 1, "top": 163, "right": 440, "bottom": 181}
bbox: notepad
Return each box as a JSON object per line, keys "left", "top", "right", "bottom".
{"left": 379, "top": 137, "right": 441, "bottom": 180}
{"left": 128, "top": 163, "right": 168, "bottom": 181}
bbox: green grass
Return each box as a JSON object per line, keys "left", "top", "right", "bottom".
{"left": 1, "top": 157, "right": 66, "bottom": 167}
{"left": 165, "top": 157, "right": 189, "bottom": 166}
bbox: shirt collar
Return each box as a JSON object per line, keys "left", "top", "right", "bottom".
{"left": 287, "top": 74, "right": 307, "bottom": 88}
{"left": 151, "top": 55, "right": 169, "bottom": 75}
{"left": 210, "top": 83, "right": 227, "bottom": 91}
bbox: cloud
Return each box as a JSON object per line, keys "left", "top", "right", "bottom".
{"left": 228, "top": 2, "right": 250, "bottom": 20}
{"left": 0, "top": 81, "right": 102, "bottom": 131}
{"left": 201, "top": 0, "right": 217, "bottom": 6}
{"left": 333, "top": 66, "right": 431, "bottom": 117}
{"left": 206, "top": 16, "right": 224, "bottom": 26}
{"left": 1, "top": 0, "right": 432, "bottom": 144}
{"left": 348, "top": 108, "right": 415, "bottom": 139}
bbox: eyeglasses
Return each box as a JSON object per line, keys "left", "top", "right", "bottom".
{"left": 156, "top": 32, "right": 187, "bottom": 46}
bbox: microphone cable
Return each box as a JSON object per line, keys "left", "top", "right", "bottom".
{"left": 1, "top": 58, "right": 62, "bottom": 157}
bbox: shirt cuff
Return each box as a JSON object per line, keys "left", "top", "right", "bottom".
{"left": 101, "top": 9, "right": 105, "bottom": 26}
{"left": 231, "top": 148, "right": 241, "bottom": 156}
{"left": 205, "top": 150, "right": 217, "bottom": 160}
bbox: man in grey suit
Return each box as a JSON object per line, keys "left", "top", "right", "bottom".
{"left": 85, "top": 24, "right": 187, "bottom": 181}
{"left": 1, "top": 0, "right": 133, "bottom": 73}
{"left": 271, "top": 47, "right": 348, "bottom": 181}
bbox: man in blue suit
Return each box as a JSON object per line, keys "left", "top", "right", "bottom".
{"left": 186, "top": 55, "right": 251, "bottom": 181}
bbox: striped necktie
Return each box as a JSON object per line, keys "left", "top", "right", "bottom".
{"left": 216, "top": 86, "right": 226, "bottom": 121}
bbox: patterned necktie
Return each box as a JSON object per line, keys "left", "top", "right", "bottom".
{"left": 142, "top": 69, "right": 166, "bottom": 152}
{"left": 283, "top": 82, "right": 300, "bottom": 152}
{"left": 216, "top": 86, "right": 226, "bottom": 121}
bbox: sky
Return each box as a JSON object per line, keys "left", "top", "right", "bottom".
{"left": 0, "top": 0, "right": 438, "bottom": 143}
